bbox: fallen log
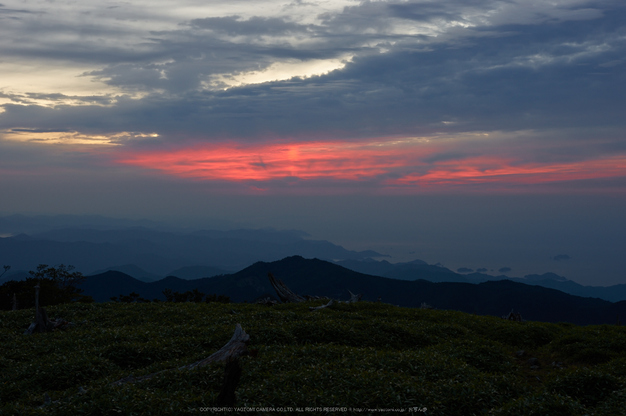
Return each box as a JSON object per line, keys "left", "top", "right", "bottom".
{"left": 309, "top": 299, "right": 334, "bottom": 311}
{"left": 111, "top": 324, "right": 250, "bottom": 386}
{"left": 268, "top": 273, "right": 305, "bottom": 303}
{"left": 267, "top": 273, "right": 362, "bottom": 309}
{"left": 309, "top": 291, "right": 363, "bottom": 311}
{"left": 180, "top": 324, "right": 250, "bottom": 370}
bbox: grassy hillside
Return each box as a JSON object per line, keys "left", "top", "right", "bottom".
{"left": 2, "top": 302, "right": 626, "bottom": 415}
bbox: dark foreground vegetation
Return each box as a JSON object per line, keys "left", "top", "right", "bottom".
{"left": 2, "top": 301, "right": 626, "bottom": 415}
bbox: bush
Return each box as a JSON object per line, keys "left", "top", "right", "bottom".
{"left": 2, "top": 301, "right": 626, "bottom": 415}
{"left": 492, "top": 393, "right": 587, "bottom": 416}
{"left": 545, "top": 368, "right": 623, "bottom": 407}
{"left": 0, "top": 268, "right": 92, "bottom": 311}
{"left": 549, "top": 327, "right": 626, "bottom": 365}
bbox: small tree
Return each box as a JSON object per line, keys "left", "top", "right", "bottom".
{"left": 28, "top": 264, "right": 91, "bottom": 305}
{"left": 163, "top": 288, "right": 174, "bottom": 302}
{"left": 0, "top": 265, "right": 10, "bottom": 280}
{"left": 3, "top": 264, "right": 92, "bottom": 309}
{"left": 190, "top": 288, "right": 205, "bottom": 303}
{"left": 29, "top": 264, "right": 84, "bottom": 290}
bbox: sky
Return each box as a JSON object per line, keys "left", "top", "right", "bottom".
{"left": 1, "top": 0, "right": 625, "bottom": 285}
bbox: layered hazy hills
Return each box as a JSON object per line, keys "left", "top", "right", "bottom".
{"left": 336, "top": 258, "right": 626, "bottom": 303}
{"left": 2, "top": 214, "right": 626, "bottom": 304}
{"left": 3, "top": 225, "right": 626, "bottom": 302}
{"left": 0, "top": 225, "right": 383, "bottom": 279}
{"left": 77, "top": 256, "right": 626, "bottom": 326}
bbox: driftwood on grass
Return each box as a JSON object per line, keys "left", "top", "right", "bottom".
{"left": 180, "top": 324, "right": 250, "bottom": 370}
{"left": 309, "top": 299, "right": 335, "bottom": 311}
{"left": 111, "top": 324, "right": 250, "bottom": 386}
{"left": 309, "top": 291, "right": 362, "bottom": 311}
{"left": 268, "top": 273, "right": 305, "bottom": 303}
{"left": 266, "top": 272, "right": 362, "bottom": 310}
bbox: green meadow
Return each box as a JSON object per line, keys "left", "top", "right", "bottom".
{"left": 2, "top": 301, "right": 626, "bottom": 415}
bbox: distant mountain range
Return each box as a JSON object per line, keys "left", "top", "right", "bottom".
{"left": 0, "top": 224, "right": 383, "bottom": 279}
{"left": 334, "top": 258, "right": 626, "bottom": 303}
{"left": 2, "top": 214, "right": 626, "bottom": 305}
{"left": 77, "top": 256, "right": 626, "bottom": 326}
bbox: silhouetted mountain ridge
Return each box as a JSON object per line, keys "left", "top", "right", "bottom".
{"left": 78, "top": 256, "right": 626, "bottom": 325}
{"left": 336, "top": 258, "right": 626, "bottom": 302}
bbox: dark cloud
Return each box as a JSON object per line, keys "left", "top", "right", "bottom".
{"left": 457, "top": 267, "right": 474, "bottom": 273}
{"left": 1, "top": 1, "right": 625, "bottom": 156}
{"left": 11, "top": 128, "right": 72, "bottom": 133}
{"left": 190, "top": 16, "right": 311, "bottom": 36}
{"left": 387, "top": 2, "right": 459, "bottom": 22}
{"left": 476, "top": 268, "right": 488, "bottom": 273}
{"left": 0, "top": 3, "right": 36, "bottom": 14}
{"left": 0, "top": 92, "right": 116, "bottom": 107}
{"left": 498, "top": 267, "right": 512, "bottom": 273}
{"left": 22, "top": 7, "right": 626, "bottom": 139}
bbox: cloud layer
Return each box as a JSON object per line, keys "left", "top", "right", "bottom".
{"left": 1, "top": 0, "right": 625, "bottom": 192}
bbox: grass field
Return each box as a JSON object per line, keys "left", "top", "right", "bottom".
{"left": 2, "top": 301, "right": 626, "bottom": 415}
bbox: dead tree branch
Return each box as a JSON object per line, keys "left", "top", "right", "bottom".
{"left": 309, "top": 291, "right": 362, "bottom": 311}
{"left": 111, "top": 324, "right": 250, "bottom": 386}
{"left": 180, "top": 324, "right": 250, "bottom": 370}
{"left": 268, "top": 273, "right": 305, "bottom": 303}
{"left": 267, "top": 273, "right": 362, "bottom": 309}
{"left": 347, "top": 290, "right": 363, "bottom": 303}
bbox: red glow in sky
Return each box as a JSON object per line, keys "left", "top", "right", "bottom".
{"left": 389, "top": 156, "right": 626, "bottom": 187}
{"left": 117, "top": 140, "right": 412, "bottom": 181}
{"left": 116, "top": 139, "right": 626, "bottom": 191}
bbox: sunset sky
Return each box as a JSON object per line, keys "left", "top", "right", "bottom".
{"left": 1, "top": 0, "right": 625, "bottom": 285}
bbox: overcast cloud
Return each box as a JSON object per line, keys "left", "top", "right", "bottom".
{"left": 1, "top": 0, "right": 624, "bottom": 140}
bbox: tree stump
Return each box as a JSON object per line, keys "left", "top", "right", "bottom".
{"left": 24, "top": 284, "right": 55, "bottom": 334}
{"left": 216, "top": 358, "right": 242, "bottom": 406}
{"left": 503, "top": 310, "right": 523, "bottom": 322}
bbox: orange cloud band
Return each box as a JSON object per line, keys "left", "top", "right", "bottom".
{"left": 116, "top": 141, "right": 410, "bottom": 181}
{"left": 388, "top": 156, "right": 626, "bottom": 187}
{"left": 115, "top": 139, "right": 626, "bottom": 190}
